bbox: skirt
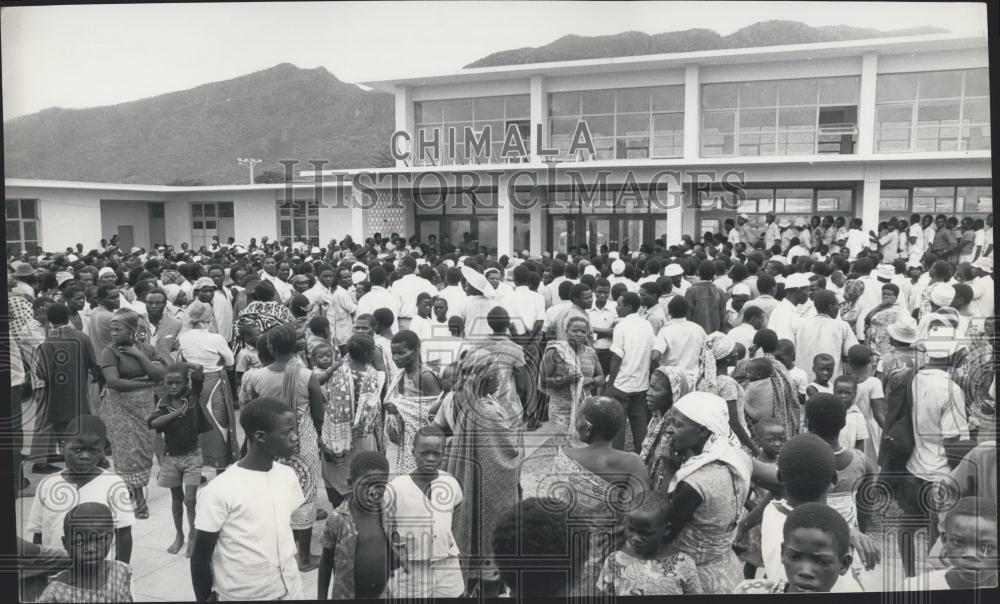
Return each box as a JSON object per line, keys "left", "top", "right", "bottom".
{"left": 280, "top": 408, "right": 319, "bottom": 530}
{"left": 100, "top": 386, "right": 156, "bottom": 490}
{"left": 198, "top": 371, "right": 239, "bottom": 469}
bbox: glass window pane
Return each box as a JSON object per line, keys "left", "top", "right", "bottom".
{"left": 191, "top": 203, "right": 203, "bottom": 217}
{"left": 775, "top": 189, "right": 813, "bottom": 213}
{"left": 819, "top": 76, "right": 860, "bottom": 104}
{"left": 877, "top": 73, "right": 918, "bottom": 102}
{"left": 505, "top": 95, "right": 529, "bottom": 118}
{"left": 6, "top": 199, "right": 20, "bottom": 218}
{"left": 964, "top": 68, "right": 989, "bottom": 97}
{"left": 550, "top": 117, "right": 579, "bottom": 136}
{"left": 202, "top": 204, "right": 216, "bottom": 217}
{"left": 702, "top": 83, "right": 738, "bottom": 109}
{"left": 20, "top": 200, "right": 36, "bottom": 219}
{"left": 279, "top": 221, "right": 291, "bottom": 237}
{"left": 22, "top": 221, "right": 36, "bottom": 240}
{"left": 918, "top": 71, "right": 963, "bottom": 99}
{"left": 219, "top": 202, "right": 234, "bottom": 217}
{"left": 616, "top": 114, "right": 650, "bottom": 137}
{"left": 817, "top": 189, "right": 854, "bottom": 212}
{"left": 739, "top": 81, "right": 778, "bottom": 107}
{"left": 7, "top": 220, "right": 20, "bottom": 241}
{"left": 878, "top": 189, "right": 909, "bottom": 212}
{"left": 442, "top": 98, "right": 473, "bottom": 122}
{"left": 193, "top": 220, "right": 203, "bottom": 230}
{"left": 739, "top": 189, "right": 774, "bottom": 214}
{"left": 549, "top": 92, "right": 580, "bottom": 117}
{"left": 703, "top": 111, "right": 735, "bottom": 131}
{"left": 962, "top": 98, "right": 990, "bottom": 123}
{"left": 913, "top": 187, "right": 955, "bottom": 213}
{"left": 779, "top": 79, "right": 818, "bottom": 106}
{"left": 474, "top": 97, "right": 504, "bottom": 119}
{"left": 585, "top": 115, "right": 614, "bottom": 138}
{"left": 308, "top": 220, "right": 319, "bottom": 237}
{"left": 779, "top": 106, "right": 816, "bottom": 127}
{"left": 956, "top": 186, "right": 993, "bottom": 213}
{"left": 204, "top": 220, "right": 216, "bottom": 230}
{"left": 740, "top": 108, "right": 777, "bottom": 128}
{"left": 617, "top": 87, "right": 651, "bottom": 113}
{"left": 652, "top": 86, "right": 684, "bottom": 111}
{"left": 653, "top": 112, "right": 683, "bottom": 132}
{"left": 917, "top": 100, "right": 960, "bottom": 124}
{"left": 581, "top": 90, "right": 615, "bottom": 115}
{"left": 415, "top": 101, "right": 442, "bottom": 124}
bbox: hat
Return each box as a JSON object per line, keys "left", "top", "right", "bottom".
{"left": 731, "top": 283, "right": 751, "bottom": 297}
{"left": 484, "top": 267, "right": 502, "bottom": 277}
{"left": 186, "top": 301, "right": 214, "bottom": 325}
{"left": 887, "top": 317, "right": 918, "bottom": 344}
{"left": 906, "top": 259, "right": 923, "bottom": 270}
{"left": 351, "top": 261, "right": 368, "bottom": 272}
{"left": 785, "top": 272, "right": 811, "bottom": 289}
{"left": 778, "top": 219, "right": 792, "bottom": 228}
{"left": 973, "top": 256, "right": 993, "bottom": 274}
{"left": 923, "top": 323, "right": 959, "bottom": 359}
{"left": 583, "top": 265, "right": 599, "bottom": 277}
{"left": 876, "top": 264, "right": 895, "bottom": 281}
{"left": 738, "top": 213, "right": 750, "bottom": 220}
{"left": 12, "top": 263, "right": 34, "bottom": 278}
{"left": 611, "top": 260, "right": 626, "bottom": 275}
{"left": 794, "top": 217, "right": 808, "bottom": 228}
{"left": 460, "top": 266, "right": 494, "bottom": 298}
{"left": 664, "top": 263, "right": 683, "bottom": 277}
{"left": 442, "top": 259, "right": 455, "bottom": 268}
{"left": 193, "top": 277, "right": 216, "bottom": 291}
{"left": 351, "top": 271, "right": 367, "bottom": 285}
{"left": 608, "top": 251, "right": 620, "bottom": 260}
{"left": 67, "top": 254, "right": 79, "bottom": 263}
{"left": 97, "top": 266, "right": 116, "bottom": 278}
{"left": 55, "top": 271, "right": 75, "bottom": 286}
{"left": 930, "top": 284, "right": 956, "bottom": 308}
{"left": 311, "top": 246, "right": 322, "bottom": 254}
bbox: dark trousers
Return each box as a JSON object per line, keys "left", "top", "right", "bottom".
{"left": 891, "top": 470, "right": 940, "bottom": 577}
{"left": 595, "top": 348, "right": 613, "bottom": 377}
{"left": 608, "top": 386, "right": 649, "bottom": 452}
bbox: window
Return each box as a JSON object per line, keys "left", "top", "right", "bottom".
{"left": 698, "top": 186, "right": 855, "bottom": 235}
{"left": 190, "top": 202, "right": 235, "bottom": 249}
{"left": 875, "top": 69, "right": 990, "bottom": 153}
{"left": 547, "top": 187, "right": 673, "bottom": 253}
{"left": 548, "top": 86, "right": 684, "bottom": 160}
{"left": 701, "top": 76, "right": 859, "bottom": 157}
{"left": 414, "top": 95, "right": 530, "bottom": 165}
{"left": 277, "top": 197, "right": 319, "bottom": 247}
{"left": 879, "top": 183, "right": 993, "bottom": 221}
{"left": 6, "top": 199, "right": 39, "bottom": 257}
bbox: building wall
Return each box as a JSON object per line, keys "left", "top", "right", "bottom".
{"left": 99, "top": 200, "right": 154, "bottom": 249}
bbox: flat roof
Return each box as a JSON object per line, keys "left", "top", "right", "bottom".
{"left": 364, "top": 33, "right": 987, "bottom": 92}
{"left": 4, "top": 178, "right": 351, "bottom": 192}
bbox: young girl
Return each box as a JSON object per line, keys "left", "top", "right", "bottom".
{"left": 597, "top": 498, "right": 702, "bottom": 595}
{"left": 833, "top": 375, "right": 867, "bottom": 453}
{"left": 806, "top": 353, "right": 835, "bottom": 399}
{"left": 735, "top": 419, "right": 786, "bottom": 578}
{"left": 37, "top": 502, "right": 133, "bottom": 603}
{"left": 844, "top": 345, "right": 885, "bottom": 464}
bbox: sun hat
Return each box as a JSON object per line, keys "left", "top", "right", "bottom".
{"left": 193, "top": 277, "right": 216, "bottom": 291}
{"left": 731, "top": 283, "right": 751, "bottom": 297}
{"left": 461, "top": 266, "right": 494, "bottom": 297}
{"left": 778, "top": 219, "right": 792, "bottom": 228}
{"left": 12, "top": 263, "right": 34, "bottom": 278}
{"left": 887, "top": 317, "right": 918, "bottom": 344}
{"left": 929, "top": 284, "right": 956, "bottom": 308}
{"left": 55, "top": 271, "right": 75, "bottom": 286}
{"left": 876, "top": 264, "right": 895, "bottom": 281}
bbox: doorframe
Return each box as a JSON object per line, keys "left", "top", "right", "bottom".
{"left": 547, "top": 214, "right": 656, "bottom": 253}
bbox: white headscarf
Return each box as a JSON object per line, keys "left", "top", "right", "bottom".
{"left": 668, "top": 392, "right": 753, "bottom": 498}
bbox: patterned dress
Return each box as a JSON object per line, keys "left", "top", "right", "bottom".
{"left": 320, "top": 363, "right": 383, "bottom": 495}
{"left": 37, "top": 560, "right": 132, "bottom": 603}
{"left": 383, "top": 368, "right": 440, "bottom": 475}
{"left": 733, "top": 578, "right": 789, "bottom": 594}
{"left": 597, "top": 550, "right": 702, "bottom": 595}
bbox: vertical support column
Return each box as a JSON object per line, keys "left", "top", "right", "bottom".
{"left": 350, "top": 186, "right": 366, "bottom": 240}
{"left": 530, "top": 76, "right": 546, "bottom": 162}
{"left": 857, "top": 53, "right": 878, "bottom": 156}
{"left": 683, "top": 64, "right": 700, "bottom": 160}
{"left": 665, "top": 178, "right": 684, "bottom": 246}
{"left": 395, "top": 85, "right": 413, "bottom": 168}
{"left": 497, "top": 173, "right": 513, "bottom": 258}
{"left": 861, "top": 165, "right": 882, "bottom": 235}
{"left": 530, "top": 185, "right": 545, "bottom": 255}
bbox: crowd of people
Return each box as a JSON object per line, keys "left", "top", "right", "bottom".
{"left": 7, "top": 209, "right": 996, "bottom": 601}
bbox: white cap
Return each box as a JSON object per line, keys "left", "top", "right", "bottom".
{"left": 611, "top": 260, "right": 626, "bottom": 275}
{"left": 98, "top": 267, "right": 116, "bottom": 278}
{"left": 778, "top": 219, "right": 792, "bottom": 228}
{"left": 876, "top": 264, "right": 895, "bottom": 281}
{"left": 930, "top": 284, "right": 956, "bottom": 308}
{"left": 351, "top": 271, "right": 367, "bottom": 285}
{"left": 664, "top": 264, "right": 683, "bottom": 277}
{"left": 608, "top": 251, "right": 620, "bottom": 260}
{"left": 732, "top": 283, "right": 751, "bottom": 297}
{"left": 583, "top": 265, "right": 599, "bottom": 277}
{"left": 785, "top": 273, "right": 811, "bottom": 289}
{"left": 311, "top": 246, "right": 322, "bottom": 254}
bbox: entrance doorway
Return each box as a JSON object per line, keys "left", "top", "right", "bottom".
{"left": 550, "top": 215, "right": 658, "bottom": 254}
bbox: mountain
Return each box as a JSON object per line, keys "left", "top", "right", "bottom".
{"left": 465, "top": 20, "right": 948, "bottom": 67}
{"left": 3, "top": 64, "right": 395, "bottom": 185}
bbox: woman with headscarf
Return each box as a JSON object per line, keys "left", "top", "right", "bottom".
{"left": 538, "top": 315, "right": 604, "bottom": 443}
{"left": 541, "top": 395, "right": 649, "bottom": 598}
{"left": 382, "top": 329, "right": 439, "bottom": 474}
{"left": 233, "top": 280, "right": 295, "bottom": 341}
{"left": 440, "top": 348, "right": 523, "bottom": 594}
{"left": 696, "top": 332, "right": 757, "bottom": 454}
{"left": 98, "top": 308, "right": 169, "bottom": 518}
{"left": 660, "top": 392, "right": 753, "bottom": 593}
{"left": 838, "top": 279, "right": 865, "bottom": 326}
{"left": 177, "top": 300, "right": 237, "bottom": 473}
{"left": 640, "top": 366, "right": 691, "bottom": 495}
{"left": 239, "top": 324, "right": 325, "bottom": 571}
{"left": 161, "top": 283, "right": 189, "bottom": 322}
{"left": 862, "top": 282, "right": 905, "bottom": 358}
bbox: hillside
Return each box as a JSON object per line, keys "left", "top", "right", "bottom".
{"left": 465, "top": 20, "right": 948, "bottom": 67}
{"left": 3, "top": 64, "right": 395, "bottom": 185}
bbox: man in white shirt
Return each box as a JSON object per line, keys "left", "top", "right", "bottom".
{"left": 606, "top": 292, "right": 654, "bottom": 451}
{"left": 259, "top": 256, "right": 293, "bottom": 303}
{"left": 390, "top": 256, "right": 437, "bottom": 330}
{"left": 851, "top": 258, "right": 885, "bottom": 341}
{"left": 879, "top": 224, "right": 899, "bottom": 263}
{"left": 436, "top": 267, "right": 468, "bottom": 320}
{"left": 608, "top": 259, "right": 638, "bottom": 293}
{"left": 355, "top": 266, "right": 400, "bottom": 333}
{"left": 587, "top": 278, "right": 617, "bottom": 376}
{"left": 763, "top": 213, "right": 781, "bottom": 250}
{"left": 793, "top": 290, "right": 858, "bottom": 381}
{"left": 502, "top": 264, "right": 545, "bottom": 337}
{"left": 650, "top": 296, "right": 706, "bottom": 375}
{"left": 663, "top": 262, "right": 689, "bottom": 295}
{"left": 768, "top": 272, "right": 810, "bottom": 342}
{"left": 968, "top": 257, "right": 994, "bottom": 321}
{"left": 844, "top": 218, "right": 872, "bottom": 260}
{"left": 305, "top": 265, "right": 356, "bottom": 348}
{"left": 208, "top": 266, "right": 234, "bottom": 344}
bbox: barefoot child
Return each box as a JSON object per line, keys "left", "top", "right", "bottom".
{"left": 736, "top": 418, "right": 786, "bottom": 578}
{"left": 805, "top": 353, "right": 835, "bottom": 399}
{"left": 146, "top": 363, "right": 209, "bottom": 556}
{"left": 36, "top": 502, "right": 133, "bottom": 603}
{"left": 902, "top": 496, "right": 998, "bottom": 590}
{"left": 385, "top": 425, "right": 465, "bottom": 598}
{"left": 735, "top": 502, "right": 853, "bottom": 594}
{"left": 775, "top": 340, "right": 808, "bottom": 407}
{"left": 27, "top": 415, "right": 134, "bottom": 564}
{"left": 317, "top": 451, "right": 400, "bottom": 599}
{"left": 597, "top": 498, "right": 702, "bottom": 595}
{"left": 845, "top": 345, "right": 885, "bottom": 464}
{"left": 310, "top": 342, "right": 342, "bottom": 387}
{"left": 833, "top": 375, "right": 867, "bottom": 454}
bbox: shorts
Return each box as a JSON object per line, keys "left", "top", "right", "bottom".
{"left": 157, "top": 450, "right": 204, "bottom": 488}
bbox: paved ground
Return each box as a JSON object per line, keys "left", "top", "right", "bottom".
{"left": 16, "top": 418, "right": 916, "bottom": 601}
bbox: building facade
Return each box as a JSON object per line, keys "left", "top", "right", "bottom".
{"left": 5, "top": 33, "right": 992, "bottom": 258}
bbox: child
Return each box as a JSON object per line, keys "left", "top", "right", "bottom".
{"left": 833, "top": 375, "right": 867, "bottom": 454}
{"left": 146, "top": 363, "right": 210, "bottom": 557}
{"left": 775, "top": 339, "right": 807, "bottom": 406}
{"left": 317, "top": 451, "right": 399, "bottom": 599}
{"left": 730, "top": 305, "right": 764, "bottom": 352}
{"left": 384, "top": 425, "right": 465, "bottom": 598}
{"left": 736, "top": 418, "right": 786, "bottom": 578}
{"left": 597, "top": 497, "right": 702, "bottom": 595}
{"left": 901, "top": 496, "right": 998, "bottom": 590}
{"left": 845, "top": 345, "right": 885, "bottom": 465}
{"left": 26, "top": 415, "right": 134, "bottom": 564}
{"left": 307, "top": 316, "right": 334, "bottom": 364}
{"left": 234, "top": 323, "right": 262, "bottom": 390}
{"left": 806, "top": 353, "right": 835, "bottom": 398}
{"left": 36, "top": 502, "right": 133, "bottom": 603}
{"left": 191, "top": 397, "right": 305, "bottom": 601}
{"left": 734, "top": 502, "right": 853, "bottom": 594}
{"left": 310, "top": 341, "right": 342, "bottom": 387}
{"left": 431, "top": 296, "right": 449, "bottom": 328}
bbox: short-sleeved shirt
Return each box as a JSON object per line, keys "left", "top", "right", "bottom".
{"left": 907, "top": 369, "right": 969, "bottom": 481}
{"left": 384, "top": 473, "right": 463, "bottom": 561}
{"left": 194, "top": 464, "right": 305, "bottom": 601}
{"left": 146, "top": 395, "right": 210, "bottom": 456}
{"left": 840, "top": 406, "right": 869, "bottom": 452}
{"left": 319, "top": 498, "right": 396, "bottom": 599}
{"left": 98, "top": 341, "right": 166, "bottom": 380}
{"left": 27, "top": 470, "right": 136, "bottom": 558}
{"left": 610, "top": 313, "right": 655, "bottom": 393}
{"left": 652, "top": 318, "right": 706, "bottom": 374}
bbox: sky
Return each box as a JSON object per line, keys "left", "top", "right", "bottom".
{"left": 1, "top": 1, "right": 988, "bottom": 121}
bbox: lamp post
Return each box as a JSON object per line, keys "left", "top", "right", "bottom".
{"left": 237, "top": 157, "right": 262, "bottom": 184}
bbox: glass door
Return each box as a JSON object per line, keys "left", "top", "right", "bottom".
{"left": 551, "top": 216, "right": 577, "bottom": 255}
{"left": 476, "top": 216, "right": 498, "bottom": 255}
{"left": 617, "top": 218, "right": 645, "bottom": 253}
{"left": 418, "top": 217, "right": 442, "bottom": 248}
{"left": 585, "top": 217, "right": 611, "bottom": 253}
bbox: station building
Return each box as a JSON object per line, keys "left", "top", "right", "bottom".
{"left": 5, "top": 32, "right": 992, "bottom": 258}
